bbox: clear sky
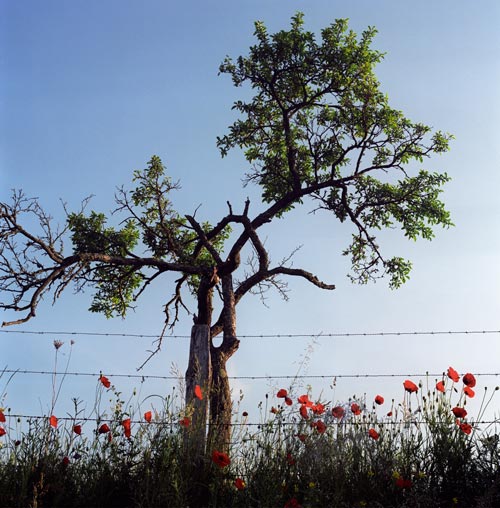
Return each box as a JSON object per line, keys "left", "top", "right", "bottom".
{"left": 1, "top": 0, "right": 499, "bottom": 425}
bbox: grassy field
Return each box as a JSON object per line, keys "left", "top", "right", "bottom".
{"left": 1, "top": 362, "right": 499, "bottom": 508}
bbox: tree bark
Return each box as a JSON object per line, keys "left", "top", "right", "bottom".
{"left": 184, "top": 324, "right": 211, "bottom": 457}
{"left": 207, "top": 274, "right": 239, "bottom": 454}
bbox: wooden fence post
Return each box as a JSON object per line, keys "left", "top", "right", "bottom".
{"left": 185, "top": 324, "right": 211, "bottom": 457}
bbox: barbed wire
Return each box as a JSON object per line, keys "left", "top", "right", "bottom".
{"left": 1, "top": 329, "right": 499, "bottom": 339}
{"left": 2, "top": 368, "right": 500, "bottom": 381}
{"left": 3, "top": 413, "right": 499, "bottom": 427}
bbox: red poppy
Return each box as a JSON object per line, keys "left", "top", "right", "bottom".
{"left": 368, "top": 428, "right": 380, "bottom": 440}
{"left": 234, "top": 478, "right": 245, "bottom": 491}
{"left": 211, "top": 450, "right": 230, "bottom": 468}
{"left": 297, "top": 394, "right": 313, "bottom": 407}
{"left": 286, "top": 453, "right": 296, "bottom": 465}
{"left": 284, "top": 397, "right": 293, "bottom": 406}
{"left": 332, "top": 406, "right": 345, "bottom": 419}
{"left": 277, "top": 389, "right": 288, "bottom": 398}
{"left": 452, "top": 407, "right": 467, "bottom": 419}
{"left": 0, "top": 411, "right": 5, "bottom": 423}
{"left": 464, "top": 386, "right": 475, "bottom": 398}
{"left": 436, "top": 380, "right": 445, "bottom": 393}
{"left": 395, "top": 477, "right": 412, "bottom": 489}
{"left": 0, "top": 427, "right": 5, "bottom": 437}
{"left": 463, "top": 373, "right": 476, "bottom": 388}
{"left": 98, "top": 423, "right": 110, "bottom": 434}
{"left": 194, "top": 385, "right": 203, "bottom": 400}
{"left": 459, "top": 422, "right": 473, "bottom": 435}
{"left": 403, "top": 380, "right": 418, "bottom": 393}
{"left": 374, "top": 395, "right": 384, "bottom": 405}
{"left": 242, "top": 411, "right": 248, "bottom": 417}
{"left": 284, "top": 498, "right": 302, "bottom": 508}
{"left": 122, "top": 418, "right": 131, "bottom": 438}
{"left": 73, "top": 425, "right": 82, "bottom": 435}
{"left": 311, "top": 403, "right": 325, "bottom": 415}
{"left": 387, "top": 411, "right": 393, "bottom": 417}
{"left": 351, "top": 403, "right": 361, "bottom": 415}
{"left": 99, "top": 375, "right": 111, "bottom": 388}
{"left": 62, "top": 456, "right": 70, "bottom": 466}
{"left": 49, "top": 415, "right": 58, "bottom": 428}
{"left": 447, "top": 367, "right": 460, "bottom": 383}
{"left": 299, "top": 405, "right": 308, "bottom": 419}
{"left": 271, "top": 406, "right": 279, "bottom": 414}
{"left": 144, "top": 411, "right": 152, "bottom": 423}
{"left": 179, "top": 417, "right": 191, "bottom": 428}
{"left": 312, "top": 420, "right": 327, "bottom": 434}
{"left": 296, "top": 433, "right": 307, "bottom": 442}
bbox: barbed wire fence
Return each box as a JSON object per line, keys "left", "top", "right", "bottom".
{"left": 1, "top": 328, "right": 500, "bottom": 429}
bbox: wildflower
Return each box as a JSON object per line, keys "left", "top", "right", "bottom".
{"left": 284, "top": 397, "right": 293, "bottom": 406}
{"left": 53, "top": 340, "right": 64, "bottom": 350}
{"left": 452, "top": 497, "right": 459, "bottom": 505}
{"left": 296, "top": 433, "right": 307, "bottom": 442}
{"left": 436, "top": 380, "right": 445, "bottom": 393}
{"left": 98, "top": 423, "right": 110, "bottom": 434}
{"left": 73, "top": 425, "right": 82, "bottom": 435}
{"left": 234, "top": 478, "right": 245, "bottom": 490}
{"left": 0, "top": 411, "right": 5, "bottom": 423}
{"left": 122, "top": 418, "right": 131, "bottom": 438}
{"left": 464, "top": 386, "right": 475, "bottom": 398}
{"left": 459, "top": 422, "right": 473, "bottom": 435}
{"left": 452, "top": 407, "right": 467, "bottom": 418}
{"left": 286, "top": 453, "right": 296, "bottom": 465}
{"left": 242, "top": 411, "right": 248, "bottom": 417}
{"left": 332, "top": 406, "right": 345, "bottom": 419}
{"left": 395, "top": 477, "right": 412, "bottom": 489}
{"left": 271, "top": 406, "right": 279, "bottom": 414}
{"left": 311, "top": 403, "right": 325, "bottom": 415}
{"left": 99, "top": 375, "right": 111, "bottom": 388}
{"left": 368, "top": 428, "right": 379, "bottom": 440}
{"left": 308, "top": 482, "right": 316, "bottom": 489}
{"left": 351, "top": 403, "right": 361, "bottom": 415}
{"left": 463, "top": 373, "right": 476, "bottom": 388}
{"left": 144, "top": 411, "right": 152, "bottom": 422}
{"left": 212, "top": 450, "right": 230, "bottom": 468}
{"left": 62, "top": 456, "right": 70, "bottom": 466}
{"left": 0, "top": 428, "right": 5, "bottom": 437}
{"left": 374, "top": 395, "right": 384, "bottom": 405}
{"left": 403, "top": 380, "right": 418, "bottom": 393}
{"left": 447, "top": 367, "right": 460, "bottom": 383}
{"left": 179, "top": 417, "right": 191, "bottom": 428}
{"left": 311, "top": 420, "right": 327, "bottom": 434}
{"left": 297, "top": 394, "right": 313, "bottom": 407}
{"left": 14, "top": 440, "right": 21, "bottom": 446}
{"left": 277, "top": 389, "right": 288, "bottom": 398}
{"left": 194, "top": 385, "right": 203, "bottom": 400}
{"left": 284, "top": 498, "right": 302, "bottom": 508}
{"left": 49, "top": 415, "right": 58, "bottom": 428}
{"left": 299, "top": 405, "right": 308, "bottom": 419}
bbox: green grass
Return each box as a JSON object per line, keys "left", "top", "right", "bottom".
{"left": 1, "top": 371, "right": 500, "bottom": 508}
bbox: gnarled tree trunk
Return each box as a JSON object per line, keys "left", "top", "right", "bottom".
{"left": 207, "top": 274, "right": 239, "bottom": 454}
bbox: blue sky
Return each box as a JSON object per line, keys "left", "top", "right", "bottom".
{"left": 1, "top": 0, "right": 499, "bottom": 425}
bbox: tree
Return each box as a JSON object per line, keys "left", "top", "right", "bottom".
{"left": 0, "top": 14, "right": 452, "bottom": 454}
